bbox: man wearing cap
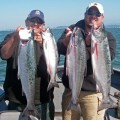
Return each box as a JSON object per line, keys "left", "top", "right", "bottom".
{"left": 0, "top": 10, "right": 55, "bottom": 120}
{"left": 57, "top": 2, "right": 116, "bottom": 120}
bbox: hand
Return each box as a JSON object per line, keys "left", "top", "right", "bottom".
{"left": 33, "top": 24, "right": 46, "bottom": 44}
{"left": 92, "top": 20, "right": 99, "bottom": 29}
{"left": 16, "top": 26, "right": 25, "bottom": 32}
{"left": 34, "top": 29, "right": 43, "bottom": 44}
{"left": 14, "top": 26, "right": 25, "bottom": 40}
{"left": 63, "top": 27, "right": 72, "bottom": 46}
{"left": 65, "top": 28, "right": 72, "bottom": 40}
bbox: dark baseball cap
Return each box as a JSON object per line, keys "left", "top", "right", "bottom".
{"left": 27, "top": 10, "right": 45, "bottom": 23}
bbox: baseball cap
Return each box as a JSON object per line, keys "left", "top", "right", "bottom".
{"left": 27, "top": 10, "right": 45, "bottom": 23}
{"left": 86, "top": 2, "right": 104, "bottom": 15}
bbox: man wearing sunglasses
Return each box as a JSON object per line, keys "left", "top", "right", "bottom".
{"left": 57, "top": 2, "right": 116, "bottom": 120}
{"left": 0, "top": 10, "right": 55, "bottom": 120}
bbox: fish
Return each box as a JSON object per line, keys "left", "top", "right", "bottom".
{"left": 18, "top": 29, "right": 39, "bottom": 120}
{"left": 91, "top": 25, "right": 117, "bottom": 111}
{"left": 66, "top": 27, "right": 87, "bottom": 112}
{"left": 42, "top": 28, "right": 59, "bottom": 91}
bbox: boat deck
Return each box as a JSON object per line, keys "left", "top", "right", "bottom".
{"left": 0, "top": 67, "right": 120, "bottom": 120}
{"left": 105, "top": 69, "right": 120, "bottom": 120}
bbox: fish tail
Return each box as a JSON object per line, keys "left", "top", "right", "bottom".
{"left": 19, "top": 106, "right": 40, "bottom": 120}
{"left": 98, "top": 99, "right": 117, "bottom": 111}
{"left": 67, "top": 101, "right": 81, "bottom": 113}
{"left": 47, "top": 81, "right": 59, "bottom": 91}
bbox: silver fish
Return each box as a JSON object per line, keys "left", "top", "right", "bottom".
{"left": 42, "top": 28, "right": 59, "bottom": 91}
{"left": 66, "top": 27, "right": 87, "bottom": 112}
{"left": 91, "top": 25, "right": 117, "bottom": 111}
{"left": 18, "top": 29, "right": 39, "bottom": 120}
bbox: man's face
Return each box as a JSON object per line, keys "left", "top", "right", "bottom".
{"left": 85, "top": 6, "right": 104, "bottom": 28}
{"left": 26, "top": 17, "right": 45, "bottom": 33}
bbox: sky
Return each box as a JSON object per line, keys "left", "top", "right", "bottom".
{"left": 0, "top": 0, "right": 120, "bottom": 30}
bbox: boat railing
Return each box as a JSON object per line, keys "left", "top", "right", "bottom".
{"left": 0, "top": 81, "right": 4, "bottom": 102}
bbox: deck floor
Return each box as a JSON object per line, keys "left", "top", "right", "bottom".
{"left": 0, "top": 69, "right": 120, "bottom": 120}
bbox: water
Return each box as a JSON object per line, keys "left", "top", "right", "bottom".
{"left": 0, "top": 28, "right": 120, "bottom": 81}
{"left": 106, "top": 28, "right": 120, "bottom": 69}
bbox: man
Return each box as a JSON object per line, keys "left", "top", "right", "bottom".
{"left": 0, "top": 10, "right": 54, "bottom": 120}
{"left": 57, "top": 2, "right": 116, "bottom": 120}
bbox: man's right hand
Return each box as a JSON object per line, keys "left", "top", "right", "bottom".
{"left": 63, "top": 27, "right": 72, "bottom": 46}
{"left": 14, "top": 26, "right": 25, "bottom": 40}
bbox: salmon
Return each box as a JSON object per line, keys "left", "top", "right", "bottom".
{"left": 66, "top": 27, "right": 87, "bottom": 112}
{"left": 91, "top": 25, "right": 117, "bottom": 111}
{"left": 42, "top": 28, "right": 59, "bottom": 91}
{"left": 18, "top": 29, "right": 39, "bottom": 120}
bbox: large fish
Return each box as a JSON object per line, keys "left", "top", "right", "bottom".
{"left": 18, "top": 29, "right": 39, "bottom": 120}
{"left": 66, "top": 27, "right": 87, "bottom": 112}
{"left": 42, "top": 28, "right": 59, "bottom": 91}
{"left": 91, "top": 25, "right": 117, "bottom": 111}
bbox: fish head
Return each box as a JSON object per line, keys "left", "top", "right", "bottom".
{"left": 20, "top": 39, "right": 29, "bottom": 46}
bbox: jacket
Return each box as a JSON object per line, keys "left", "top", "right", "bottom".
{"left": 57, "top": 19, "right": 116, "bottom": 92}
{"left": 0, "top": 32, "right": 54, "bottom": 105}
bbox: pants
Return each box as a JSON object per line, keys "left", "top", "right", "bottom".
{"left": 62, "top": 88, "right": 105, "bottom": 120}
{"left": 8, "top": 100, "right": 55, "bottom": 120}
{"left": 36, "top": 100, "right": 55, "bottom": 120}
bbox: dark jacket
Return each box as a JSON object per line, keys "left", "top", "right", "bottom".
{"left": 57, "top": 19, "right": 116, "bottom": 91}
{"left": 0, "top": 32, "right": 54, "bottom": 105}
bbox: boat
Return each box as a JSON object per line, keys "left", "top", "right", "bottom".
{"left": 0, "top": 65, "right": 120, "bottom": 120}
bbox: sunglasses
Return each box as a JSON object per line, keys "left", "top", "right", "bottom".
{"left": 86, "top": 10, "right": 102, "bottom": 17}
{"left": 29, "top": 17, "right": 44, "bottom": 25}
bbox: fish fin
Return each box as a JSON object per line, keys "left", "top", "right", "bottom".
{"left": 98, "top": 98, "right": 117, "bottom": 111}
{"left": 84, "top": 66, "right": 87, "bottom": 77}
{"left": 29, "top": 115, "right": 39, "bottom": 120}
{"left": 66, "top": 67, "right": 68, "bottom": 76}
{"left": 47, "top": 81, "right": 59, "bottom": 91}
{"left": 19, "top": 114, "right": 31, "bottom": 120}
{"left": 18, "top": 44, "right": 22, "bottom": 56}
{"left": 67, "top": 101, "right": 81, "bottom": 113}
{"left": 17, "top": 73, "right": 20, "bottom": 80}
{"left": 19, "top": 115, "right": 39, "bottom": 120}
